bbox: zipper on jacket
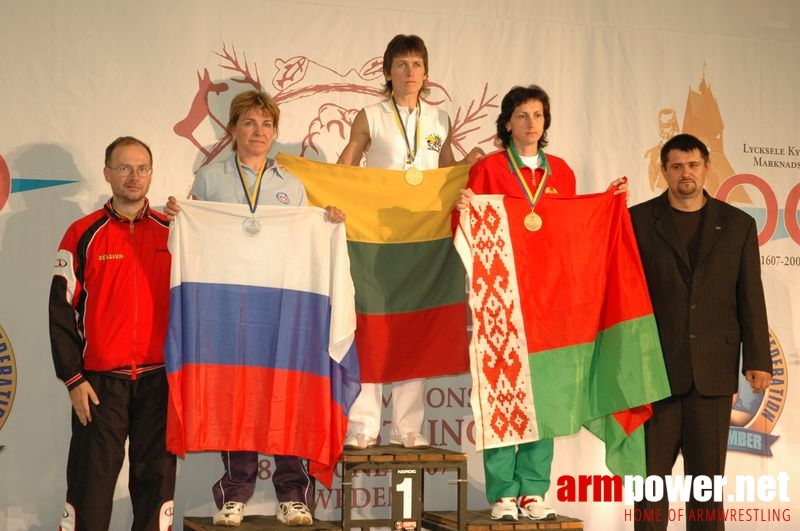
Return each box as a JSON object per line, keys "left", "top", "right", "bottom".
{"left": 130, "top": 219, "right": 138, "bottom": 379}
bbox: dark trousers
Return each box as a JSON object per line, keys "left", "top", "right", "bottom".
{"left": 213, "top": 451, "right": 315, "bottom": 508}
{"left": 61, "top": 371, "right": 176, "bottom": 531}
{"left": 635, "top": 387, "right": 732, "bottom": 531}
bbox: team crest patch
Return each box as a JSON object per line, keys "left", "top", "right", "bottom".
{"left": 426, "top": 133, "right": 443, "bottom": 153}
{"left": 276, "top": 192, "right": 290, "bottom": 204}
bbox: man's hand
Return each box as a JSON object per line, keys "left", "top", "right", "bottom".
{"left": 745, "top": 369, "right": 771, "bottom": 393}
{"left": 68, "top": 381, "right": 100, "bottom": 426}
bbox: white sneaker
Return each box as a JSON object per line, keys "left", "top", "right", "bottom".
{"left": 490, "top": 497, "right": 518, "bottom": 520}
{"left": 213, "top": 501, "right": 245, "bottom": 526}
{"left": 519, "top": 495, "right": 556, "bottom": 520}
{"left": 389, "top": 432, "right": 430, "bottom": 448}
{"left": 277, "top": 501, "right": 313, "bottom": 526}
{"left": 343, "top": 433, "right": 378, "bottom": 449}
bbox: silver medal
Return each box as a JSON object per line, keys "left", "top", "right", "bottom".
{"left": 242, "top": 216, "right": 262, "bottom": 236}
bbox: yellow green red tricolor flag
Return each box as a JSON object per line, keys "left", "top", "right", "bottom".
{"left": 276, "top": 154, "right": 469, "bottom": 383}
{"left": 455, "top": 192, "right": 671, "bottom": 477}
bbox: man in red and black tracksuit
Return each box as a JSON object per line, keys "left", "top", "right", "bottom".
{"left": 49, "top": 136, "right": 176, "bottom": 531}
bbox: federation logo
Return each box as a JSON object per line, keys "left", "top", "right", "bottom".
{"left": 0, "top": 323, "right": 18, "bottom": 444}
{"left": 275, "top": 191, "right": 290, "bottom": 204}
{"left": 729, "top": 328, "right": 787, "bottom": 455}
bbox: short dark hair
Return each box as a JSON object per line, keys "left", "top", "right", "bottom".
{"left": 660, "top": 133, "right": 710, "bottom": 167}
{"left": 382, "top": 34, "right": 429, "bottom": 95}
{"left": 105, "top": 136, "right": 152, "bottom": 167}
{"left": 496, "top": 85, "right": 551, "bottom": 149}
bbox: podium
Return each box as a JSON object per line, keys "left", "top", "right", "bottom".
{"left": 341, "top": 445, "right": 468, "bottom": 531}
{"left": 184, "top": 445, "right": 584, "bottom": 530}
{"left": 184, "top": 515, "right": 341, "bottom": 530}
{"left": 184, "top": 511, "right": 584, "bottom": 530}
{"left": 423, "top": 511, "right": 584, "bottom": 530}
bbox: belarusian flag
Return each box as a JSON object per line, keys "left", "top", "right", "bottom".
{"left": 455, "top": 192, "right": 670, "bottom": 477}
{"left": 276, "top": 154, "right": 469, "bottom": 383}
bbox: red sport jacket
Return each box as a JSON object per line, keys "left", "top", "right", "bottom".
{"left": 49, "top": 198, "right": 171, "bottom": 389}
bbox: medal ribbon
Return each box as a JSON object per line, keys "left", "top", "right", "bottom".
{"left": 506, "top": 144, "right": 549, "bottom": 213}
{"left": 235, "top": 154, "right": 268, "bottom": 214}
{"left": 390, "top": 96, "right": 420, "bottom": 165}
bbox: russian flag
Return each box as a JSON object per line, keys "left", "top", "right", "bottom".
{"left": 165, "top": 200, "right": 360, "bottom": 486}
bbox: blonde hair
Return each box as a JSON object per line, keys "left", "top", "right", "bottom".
{"left": 227, "top": 91, "right": 280, "bottom": 151}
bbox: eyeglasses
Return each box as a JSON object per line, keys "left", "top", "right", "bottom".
{"left": 108, "top": 165, "right": 153, "bottom": 177}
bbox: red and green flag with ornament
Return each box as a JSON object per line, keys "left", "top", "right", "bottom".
{"left": 455, "top": 191, "right": 670, "bottom": 477}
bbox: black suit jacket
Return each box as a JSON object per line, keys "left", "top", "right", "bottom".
{"left": 629, "top": 191, "right": 772, "bottom": 396}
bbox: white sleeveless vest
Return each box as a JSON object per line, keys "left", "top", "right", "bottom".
{"left": 363, "top": 100, "right": 449, "bottom": 170}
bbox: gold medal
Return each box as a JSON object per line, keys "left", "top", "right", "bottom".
{"left": 391, "top": 96, "right": 422, "bottom": 185}
{"left": 404, "top": 167, "right": 423, "bottom": 186}
{"left": 524, "top": 211, "right": 542, "bottom": 231}
{"left": 506, "top": 146, "right": 549, "bottom": 233}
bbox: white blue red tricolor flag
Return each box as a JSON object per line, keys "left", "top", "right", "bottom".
{"left": 165, "top": 200, "right": 360, "bottom": 486}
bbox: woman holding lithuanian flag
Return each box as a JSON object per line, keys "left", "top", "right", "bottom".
{"left": 455, "top": 84, "right": 627, "bottom": 521}
{"left": 338, "top": 34, "right": 485, "bottom": 450}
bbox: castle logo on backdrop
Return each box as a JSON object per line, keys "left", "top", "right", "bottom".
{"left": 173, "top": 42, "right": 497, "bottom": 169}
{"left": 0, "top": 323, "right": 19, "bottom": 449}
{"left": 644, "top": 74, "right": 752, "bottom": 204}
{"left": 645, "top": 71, "right": 792, "bottom": 457}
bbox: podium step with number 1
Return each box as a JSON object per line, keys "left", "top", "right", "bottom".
{"left": 341, "top": 445, "right": 468, "bottom": 531}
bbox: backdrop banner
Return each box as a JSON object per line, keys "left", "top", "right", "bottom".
{"left": 1, "top": 1, "right": 797, "bottom": 529}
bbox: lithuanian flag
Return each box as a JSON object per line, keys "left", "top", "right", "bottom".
{"left": 455, "top": 192, "right": 670, "bottom": 477}
{"left": 276, "top": 154, "right": 469, "bottom": 383}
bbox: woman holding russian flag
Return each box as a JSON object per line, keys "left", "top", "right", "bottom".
{"left": 166, "top": 90, "right": 345, "bottom": 527}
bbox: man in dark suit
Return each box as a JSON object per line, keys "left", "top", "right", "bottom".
{"left": 629, "top": 133, "right": 772, "bottom": 531}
